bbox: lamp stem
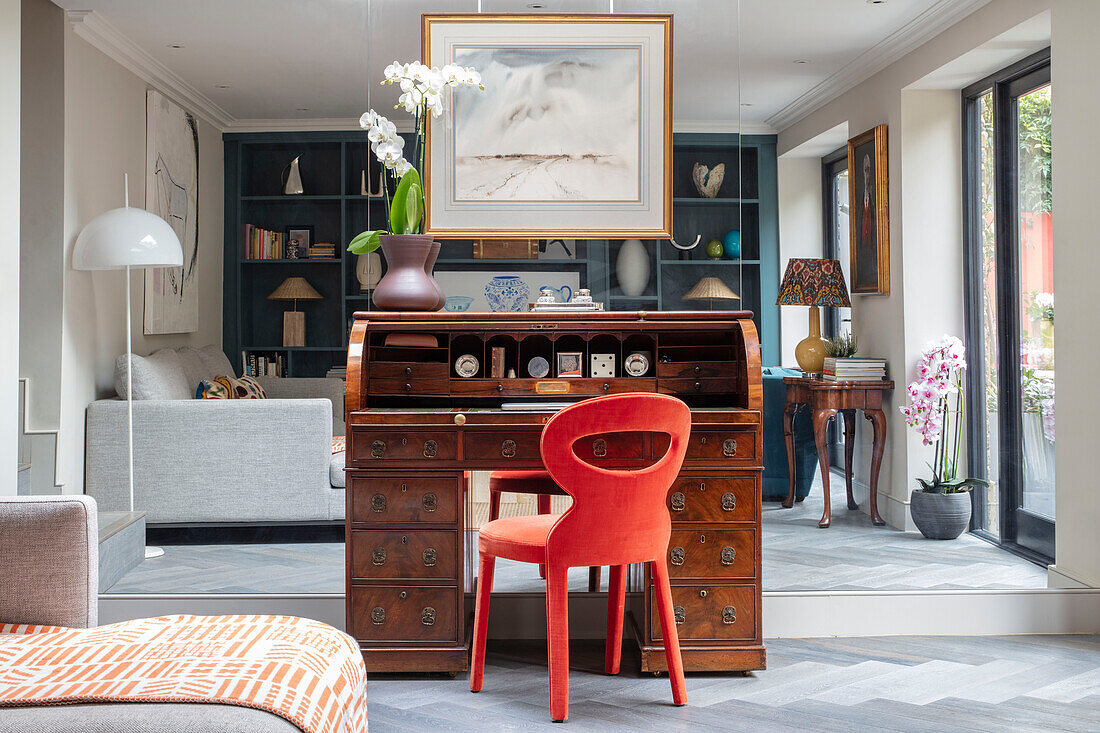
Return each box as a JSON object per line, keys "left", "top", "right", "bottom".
{"left": 807, "top": 305, "right": 821, "bottom": 339}
{"left": 126, "top": 264, "right": 134, "bottom": 512}
{"left": 124, "top": 173, "right": 129, "bottom": 208}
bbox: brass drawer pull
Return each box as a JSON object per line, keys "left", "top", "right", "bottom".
{"left": 501, "top": 439, "right": 517, "bottom": 458}
{"left": 370, "top": 440, "right": 386, "bottom": 459}
{"left": 422, "top": 607, "right": 436, "bottom": 626}
{"left": 670, "top": 491, "right": 685, "bottom": 512}
{"left": 694, "top": 381, "right": 702, "bottom": 392}
{"left": 404, "top": 383, "right": 412, "bottom": 393}
{"left": 422, "top": 547, "right": 437, "bottom": 567}
{"left": 371, "top": 607, "right": 385, "bottom": 625}
{"left": 670, "top": 547, "right": 685, "bottom": 566}
{"left": 422, "top": 492, "right": 437, "bottom": 512}
{"left": 674, "top": 606, "right": 686, "bottom": 625}
{"left": 694, "top": 365, "right": 702, "bottom": 374}
{"left": 722, "top": 438, "right": 737, "bottom": 457}
{"left": 405, "top": 366, "right": 413, "bottom": 376}
{"left": 721, "top": 492, "right": 736, "bottom": 511}
{"left": 372, "top": 547, "right": 386, "bottom": 566}
{"left": 371, "top": 494, "right": 386, "bottom": 513}
{"left": 722, "top": 605, "right": 737, "bottom": 625}
{"left": 593, "top": 438, "right": 607, "bottom": 457}
{"left": 720, "top": 546, "right": 736, "bottom": 566}
{"left": 602, "top": 383, "right": 611, "bottom": 391}
{"left": 423, "top": 440, "right": 438, "bottom": 458}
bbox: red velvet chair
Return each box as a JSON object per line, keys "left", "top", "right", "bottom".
{"left": 471, "top": 393, "right": 691, "bottom": 722}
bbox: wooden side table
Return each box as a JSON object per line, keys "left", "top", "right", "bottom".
{"left": 781, "top": 378, "right": 894, "bottom": 528}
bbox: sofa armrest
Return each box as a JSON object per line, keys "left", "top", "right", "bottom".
{"left": 85, "top": 399, "right": 333, "bottom": 524}
{"left": 254, "top": 377, "right": 345, "bottom": 434}
{"left": 0, "top": 495, "right": 98, "bottom": 628}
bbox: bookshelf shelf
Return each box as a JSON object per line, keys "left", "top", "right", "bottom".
{"left": 241, "top": 259, "right": 342, "bottom": 264}
{"left": 672, "top": 197, "right": 760, "bottom": 205}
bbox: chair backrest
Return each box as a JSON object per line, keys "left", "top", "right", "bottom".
{"left": 540, "top": 393, "right": 691, "bottom": 567}
{"left": 0, "top": 495, "right": 99, "bottom": 628}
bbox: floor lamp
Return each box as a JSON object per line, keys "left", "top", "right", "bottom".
{"left": 73, "top": 176, "right": 183, "bottom": 560}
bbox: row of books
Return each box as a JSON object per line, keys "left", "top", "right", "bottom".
{"left": 309, "top": 243, "right": 336, "bottom": 259}
{"left": 243, "top": 224, "right": 291, "bottom": 260}
{"left": 242, "top": 351, "right": 286, "bottom": 378}
{"left": 823, "top": 357, "right": 887, "bottom": 382}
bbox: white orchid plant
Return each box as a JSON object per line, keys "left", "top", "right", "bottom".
{"left": 347, "top": 61, "right": 483, "bottom": 254}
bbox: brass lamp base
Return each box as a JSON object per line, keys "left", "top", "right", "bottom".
{"left": 283, "top": 310, "right": 305, "bottom": 347}
{"left": 795, "top": 305, "right": 827, "bottom": 375}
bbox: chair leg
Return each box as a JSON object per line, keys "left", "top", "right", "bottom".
{"left": 537, "top": 495, "right": 552, "bottom": 579}
{"left": 651, "top": 559, "right": 687, "bottom": 706}
{"left": 588, "top": 566, "right": 601, "bottom": 592}
{"left": 545, "top": 563, "right": 571, "bottom": 722}
{"left": 470, "top": 553, "right": 495, "bottom": 693}
{"left": 489, "top": 490, "right": 502, "bottom": 522}
{"left": 604, "top": 564, "right": 627, "bottom": 674}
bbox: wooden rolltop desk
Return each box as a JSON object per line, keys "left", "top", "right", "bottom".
{"left": 345, "top": 311, "right": 765, "bottom": 674}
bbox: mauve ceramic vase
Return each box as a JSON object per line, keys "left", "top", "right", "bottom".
{"left": 372, "top": 235, "right": 441, "bottom": 312}
{"left": 616, "top": 238, "right": 650, "bottom": 297}
{"left": 910, "top": 489, "right": 972, "bottom": 540}
{"left": 424, "top": 241, "right": 445, "bottom": 311}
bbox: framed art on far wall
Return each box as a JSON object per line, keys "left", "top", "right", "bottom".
{"left": 285, "top": 225, "right": 313, "bottom": 259}
{"left": 847, "top": 124, "right": 890, "bottom": 295}
{"left": 422, "top": 13, "right": 673, "bottom": 239}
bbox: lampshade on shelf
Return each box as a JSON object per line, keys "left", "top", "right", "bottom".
{"left": 683, "top": 276, "right": 740, "bottom": 310}
{"left": 268, "top": 277, "right": 323, "bottom": 347}
{"left": 776, "top": 258, "right": 851, "bottom": 375}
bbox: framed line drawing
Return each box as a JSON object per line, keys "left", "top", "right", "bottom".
{"left": 847, "top": 123, "right": 890, "bottom": 295}
{"left": 423, "top": 14, "right": 673, "bottom": 239}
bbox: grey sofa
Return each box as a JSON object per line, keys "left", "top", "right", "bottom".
{"left": 0, "top": 494, "right": 303, "bottom": 732}
{"left": 84, "top": 345, "right": 347, "bottom": 525}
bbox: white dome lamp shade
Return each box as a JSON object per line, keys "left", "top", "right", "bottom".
{"left": 73, "top": 175, "right": 182, "bottom": 560}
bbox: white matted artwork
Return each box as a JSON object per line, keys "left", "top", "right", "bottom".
{"left": 144, "top": 90, "right": 199, "bottom": 334}
{"left": 435, "top": 271, "right": 581, "bottom": 313}
{"left": 423, "top": 14, "right": 672, "bottom": 238}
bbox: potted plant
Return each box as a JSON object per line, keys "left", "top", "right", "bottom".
{"left": 899, "top": 335, "right": 988, "bottom": 539}
{"left": 347, "top": 61, "right": 483, "bottom": 310}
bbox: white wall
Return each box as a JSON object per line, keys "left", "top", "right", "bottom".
{"left": 776, "top": 156, "right": 824, "bottom": 367}
{"left": 57, "top": 28, "right": 224, "bottom": 494}
{"left": 0, "top": 0, "right": 20, "bottom": 495}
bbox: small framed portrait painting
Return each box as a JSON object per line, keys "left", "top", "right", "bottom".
{"left": 847, "top": 124, "right": 890, "bottom": 295}
{"left": 285, "top": 225, "right": 314, "bottom": 259}
{"left": 556, "top": 352, "right": 583, "bottom": 378}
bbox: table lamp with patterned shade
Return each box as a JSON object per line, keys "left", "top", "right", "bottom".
{"left": 268, "top": 277, "right": 323, "bottom": 347}
{"left": 776, "top": 258, "right": 851, "bottom": 375}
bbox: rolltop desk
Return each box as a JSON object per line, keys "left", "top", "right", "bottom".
{"left": 344, "top": 311, "right": 765, "bottom": 674}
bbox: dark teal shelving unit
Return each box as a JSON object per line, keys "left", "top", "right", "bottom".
{"left": 223, "top": 131, "right": 779, "bottom": 375}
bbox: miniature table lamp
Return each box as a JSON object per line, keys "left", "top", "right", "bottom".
{"left": 268, "top": 277, "right": 322, "bottom": 347}
{"left": 775, "top": 258, "right": 851, "bottom": 375}
{"left": 683, "top": 276, "right": 741, "bottom": 311}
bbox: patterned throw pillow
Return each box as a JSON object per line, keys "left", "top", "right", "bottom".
{"left": 196, "top": 379, "right": 230, "bottom": 399}
{"left": 231, "top": 374, "right": 267, "bottom": 399}
{"left": 332, "top": 436, "right": 346, "bottom": 454}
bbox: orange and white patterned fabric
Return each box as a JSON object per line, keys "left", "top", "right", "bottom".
{"left": 0, "top": 614, "right": 367, "bottom": 733}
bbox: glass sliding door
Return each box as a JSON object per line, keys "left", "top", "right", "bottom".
{"left": 963, "top": 50, "right": 1054, "bottom": 562}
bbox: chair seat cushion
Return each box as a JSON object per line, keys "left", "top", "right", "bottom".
{"left": 478, "top": 513, "right": 560, "bottom": 564}
{"left": 489, "top": 470, "right": 566, "bottom": 496}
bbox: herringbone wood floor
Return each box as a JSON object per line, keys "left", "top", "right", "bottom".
{"left": 367, "top": 634, "right": 1100, "bottom": 731}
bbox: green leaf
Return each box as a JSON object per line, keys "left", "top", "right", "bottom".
{"left": 389, "top": 167, "right": 423, "bottom": 235}
{"left": 347, "top": 230, "right": 383, "bottom": 254}
{"left": 406, "top": 182, "right": 423, "bottom": 236}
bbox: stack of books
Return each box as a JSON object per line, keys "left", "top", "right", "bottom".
{"left": 309, "top": 242, "right": 336, "bottom": 259}
{"left": 242, "top": 351, "right": 286, "bottom": 378}
{"left": 243, "top": 224, "right": 288, "bottom": 260}
{"left": 823, "top": 357, "right": 887, "bottom": 382}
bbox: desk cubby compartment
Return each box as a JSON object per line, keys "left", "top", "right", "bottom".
{"left": 552, "top": 335, "right": 587, "bottom": 378}
{"left": 450, "top": 334, "right": 485, "bottom": 378}
{"left": 622, "top": 334, "right": 657, "bottom": 377}
{"left": 588, "top": 333, "right": 622, "bottom": 378}
{"left": 519, "top": 335, "right": 553, "bottom": 378}
{"left": 485, "top": 335, "right": 518, "bottom": 379}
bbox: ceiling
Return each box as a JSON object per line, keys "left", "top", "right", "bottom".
{"left": 56, "top": 0, "right": 990, "bottom": 131}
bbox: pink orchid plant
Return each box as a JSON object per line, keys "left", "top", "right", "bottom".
{"left": 900, "top": 335, "right": 988, "bottom": 494}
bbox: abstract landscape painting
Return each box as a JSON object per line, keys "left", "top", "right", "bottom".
{"left": 451, "top": 46, "right": 641, "bottom": 203}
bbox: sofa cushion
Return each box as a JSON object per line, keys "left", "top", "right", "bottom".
{"left": 176, "top": 347, "right": 212, "bottom": 392}
{"left": 114, "top": 349, "right": 193, "bottom": 400}
{"left": 198, "top": 345, "right": 236, "bottom": 380}
{"left": 330, "top": 450, "right": 345, "bottom": 488}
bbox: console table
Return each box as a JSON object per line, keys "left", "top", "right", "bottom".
{"left": 781, "top": 378, "right": 894, "bottom": 528}
{"left": 345, "top": 311, "right": 765, "bottom": 674}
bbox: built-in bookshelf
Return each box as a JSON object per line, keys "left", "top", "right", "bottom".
{"left": 223, "top": 132, "right": 778, "bottom": 377}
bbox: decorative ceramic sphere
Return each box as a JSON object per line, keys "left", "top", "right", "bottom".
{"left": 722, "top": 229, "right": 741, "bottom": 259}
{"left": 705, "top": 239, "right": 723, "bottom": 260}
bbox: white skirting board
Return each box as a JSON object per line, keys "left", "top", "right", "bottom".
{"left": 99, "top": 588, "right": 1100, "bottom": 639}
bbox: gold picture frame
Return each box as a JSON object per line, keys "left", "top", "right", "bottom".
{"left": 422, "top": 13, "right": 673, "bottom": 239}
{"left": 847, "top": 124, "right": 890, "bottom": 295}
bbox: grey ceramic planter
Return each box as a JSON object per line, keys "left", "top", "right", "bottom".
{"left": 910, "top": 489, "right": 972, "bottom": 540}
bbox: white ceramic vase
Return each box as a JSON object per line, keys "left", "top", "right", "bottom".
{"left": 616, "top": 239, "right": 650, "bottom": 297}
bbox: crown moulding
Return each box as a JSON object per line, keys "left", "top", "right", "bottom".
{"left": 766, "top": 0, "right": 993, "bottom": 132}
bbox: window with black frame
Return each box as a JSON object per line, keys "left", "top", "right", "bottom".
{"left": 962, "top": 49, "right": 1054, "bottom": 563}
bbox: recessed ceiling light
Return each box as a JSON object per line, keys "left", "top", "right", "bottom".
{"left": 167, "top": 43, "right": 184, "bottom": 49}
{"left": 527, "top": 3, "right": 545, "bottom": 8}
{"left": 867, "top": 0, "right": 887, "bottom": 4}
{"left": 741, "top": 103, "right": 753, "bottom": 107}
{"left": 215, "top": 84, "right": 231, "bottom": 89}
{"left": 296, "top": 108, "right": 311, "bottom": 112}
{"left": 794, "top": 59, "right": 810, "bottom": 64}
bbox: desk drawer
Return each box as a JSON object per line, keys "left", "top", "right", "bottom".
{"left": 351, "top": 530, "right": 457, "bottom": 580}
{"left": 658, "top": 378, "right": 732, "bottom": 395}
{"left": 650, "top": 584, "right": 757, "bottom": 643}
{"left": 463, "top": 431, "right": 541, "bottom": 462}
{"left": 668, "top": 475, "right": 757, "bottom": 523}
{"left": 368, "top": 378, "right": 449, "bottom": 395}
{"left": 349, "top": 475, "right": 458, "bottom": 524}
{"left": 348, "top": 585, "right": 459, "bottom": 643}
{"left": 666, "top": 528, "right": 756, "bottom": 580}
{"left": 350, "top": 430, "right": 457, "bottom": 463}
{"left": 653, "top": 428, "right": 757, "bottom": 463}
{"left": 657, "top": 362, "right": 738, "bottom": 379}
{"left": 370, "top": 362, "right": 449, "bottom": 380}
